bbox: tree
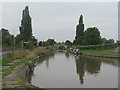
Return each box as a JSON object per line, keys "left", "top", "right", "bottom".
{"left": 15, "top": 6, "right": 37, "bottom": 49}
{"left": 19, "top": 6, "right": 32, "bottom": 41}
{"left": 1, "top": 28, "right": 13, "bottom": 47}
{"left": 117, "top": 40, "right": 120, "bottom": 44}
{"left": 85, "top": 27, "right": 101, "bottom": 45}
{"left": 74, "top": 15, "right": 85, "bottom": 45}
{"left": 38, "top": 41, "right": 43, "bottom": 46}
{"left": 46, "top": 39, "right": 55, "bottom": 46}
{"left": 106, "top": 39, "right": 114, "bottom": 44}
{"left": 101, "top": 38, "right": 115, "bottom": 44}
{"left": 65, "top": 40, "right": 72, "bottom": 46}
{"left": 101, "top": 38, "right": 107, "bottom": 44}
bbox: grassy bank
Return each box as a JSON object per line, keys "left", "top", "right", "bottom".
{"left": 80, "top": 49, "right": 119, "bottom": 56}
{"left": 73, "top": 43, "right": 118, "bottom": 50}
{"left": 2, "top": 58, "right": 31, "bottom": 76}
{"left": 2, "top": 47, "right": 56, "bottom": 88}
{"left": 26, "top": 47, "right": 55, "bottom": 58}
{"left": 2, "top": 57, "right": 14, "bottom": 66}
{"left": 2, "top": 47, "right": 55, "bottom": 76}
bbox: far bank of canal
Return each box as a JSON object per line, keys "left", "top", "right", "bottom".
{"left": 30, "top": 51, "right": 118, "bottom": 88}
{"left": 80, "top": 49, "right": 120, "bottom": 59}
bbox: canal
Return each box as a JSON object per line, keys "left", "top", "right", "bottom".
{"left": 29, "top": 51, "right": 118, "bottom": 88}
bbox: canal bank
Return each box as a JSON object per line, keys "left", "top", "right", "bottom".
{"left": 80, "top": 49, "right": 120, "bottom": 59}
{"left": 3, "top": 62, "right": 41, "bottom": 89}
{"left": 68, "top": 51, "right": 120, "bottom": 59}
{"left": 2, "top": 47, "right": 56, "bottom": 89}
{"left": 81, "top": 53, "right": 120, "bottom": 59}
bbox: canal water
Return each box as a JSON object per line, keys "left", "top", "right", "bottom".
{"left": 30, "top": 52, "right": 118, "bottom": 88}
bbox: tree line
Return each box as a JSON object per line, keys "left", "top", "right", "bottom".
{"left": 65, "top": 15, "right": 119, "bottom": 46}
{"left": 1, "top": 6, "right": 119, "bottom": 49}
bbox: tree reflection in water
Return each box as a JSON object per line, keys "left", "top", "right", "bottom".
{"left": 74, "top": 55, "right": 118, "bottom": 85}
{"left": 28, "top": 52, "right": 118, "bottom": 87}
{"left": 65, "top": 52, "right": 70, "bottom": 58}
{"left": 75, "top": 56, "right": 102, "bottom": 85}
{"left": 26, "top": 53, "right": 55, "bottom": 83}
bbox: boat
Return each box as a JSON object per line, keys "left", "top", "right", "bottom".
{"left": 73, "top": 48, "right": 81, "bottom": 55}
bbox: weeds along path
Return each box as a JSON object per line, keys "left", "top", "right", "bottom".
{"left": 3, "top": 64, "right": 26, "bottom": 88}
{"left": 2, "top": 47, "right": 56, "bottom": 88}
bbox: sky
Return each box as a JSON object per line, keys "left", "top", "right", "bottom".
{"left": 1, "top": 2, "right": 118, "bottom": 42}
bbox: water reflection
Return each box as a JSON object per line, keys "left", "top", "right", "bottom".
{"left": 35, "top": 53, "right": 55, "bottom": 65}
{"left": 74, "top": 55, "right": 118, "bottom": 85}
{"left": 26, "top": 68, "right": 34, "bottom": 83}
{"left": 30, "top": 52, "right": 118, "bottom": 88}
{"left": 65, "top": 52, "right": 70, "bottom": 58}
{"left": 75, "top": 56, "right": 102, "bottom": 84}
{"left": 46, "top": 59, "right": 49, "bottom": 68}
{"left": 27, "top": 53, "right": 55, "bottom": 83}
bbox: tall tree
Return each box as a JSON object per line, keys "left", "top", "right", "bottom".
{"left": 16, "top": 6, "right": 37, "bottom": 49}
{"left": 74, "top": 15, "right": 85, "bottom": 45}
{"left": 19, "top": 6, "right": 32, "bottom": 41}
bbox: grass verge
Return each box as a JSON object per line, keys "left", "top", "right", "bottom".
{"left": 2, "top": 47, "right": 55, "bottom": 76}
{"left": 2, "top": 58, "right": 32, "bottom": 76}
{"left": 80, "top": 49, "right": 119, "bottom": 56}
{"left": 16, "top": 78, "right": 39, "bottom": 88}
{"left": 2, "top": 57, "right": 13, "bottom": 66}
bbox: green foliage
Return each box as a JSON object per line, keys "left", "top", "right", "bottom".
{"left": 73, "top": 15, "right": 109, "bottom": 46}
{"left": 2, "top": 57, "right": 13, "bottom": 66}
{"left": 101, "top": 38, "right": 107, "bottom": 44}
{"left": 15, "top": 6, "right": 38, "bottom": 49}
{"left": 65, "top": 40, "right": 72, "bottom": 46}
{"left": 116, "top": 40, "right": 120, "bottom": 46}
{"left": 101, "top": 38, "right": 115, "bottom": 44}
{"left": 75, "top": 15, "right": 85, "bottom": 45}
{"left": 40, "top": 39, "right": 56, "bottom": 46}
{"left": 16, "top": 78, "right": 39, "bottom": 89}
{"left": 1, "top": 28, "right": 14, "bottom": 47}
{"left": 106, "top": 39, "right": 114, "bottom": 44}
{"left": 73, "top": 43, "right": 118, "bottom": 50}
{"left": 85, "top": 27, "right": 101, "bottom": 45}
{"left": 16, "top": 78, "right": 25, "bottom": 84}
{"left": 2, "top": 82, "right": 7, "bottom": 86}
{"left": 58, "top": 45, "right": 65, "bottom": 50}
{"left": 26, "top": 36, "right": 37, "bottom": 49}
{"left": 46, "top": 39, "right": 55, "bottom": 46}
{"left": 15, "top": 35, "right": 22, "bottom": 46}
{"left": 80, "top": 49, "right": 118, "bottom": 56}
{"left": 79, "top": 15, "right": 83, "bottom": 24}
{"left": 3, "top": 58, "right": 31, "bottom": 76}
{"left": 19, "top": 6, "right": 32, "bottom": 41}
{"left": 38, "top": 41, "right": 42, "bottom": 46}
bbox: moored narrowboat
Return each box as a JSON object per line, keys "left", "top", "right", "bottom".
{"left": 73, "top": 48, "right": 81, "bottom": 55}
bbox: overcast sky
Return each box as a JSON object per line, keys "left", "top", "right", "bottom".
{"left": 1, "top": 2, "right": 118, "bottom": 42}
